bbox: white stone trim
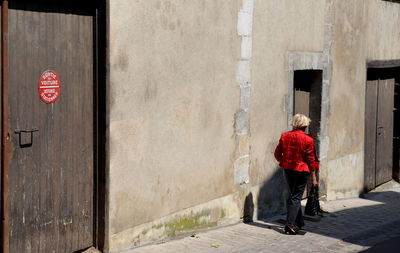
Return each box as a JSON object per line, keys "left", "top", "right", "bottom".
{"left": 234, "top": 0, "right": 254, "bottom": 186}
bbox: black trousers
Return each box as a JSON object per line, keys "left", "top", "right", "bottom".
{"left": 284, "top": 169, "right": 310, "bottom": 227}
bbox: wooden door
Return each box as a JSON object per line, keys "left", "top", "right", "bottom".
{"left": 7, "top": 1, "right": 95, "bottom": 252}
{"left": 294, "top": 90, "right": 310, "bottom": 117}
{"left": 365, "top": 79, "right": 395, "bottom": 190}
{"left": 294, "top": 90, "right": 310, "bottom": 199}
{"left": 394, "top": 82, "right": 400, "bottom": 182}
{"left": 376, "top": 79, "right": 394, "bottom": 185}
{"left": 365, "top": 80, "right": 378, "bottom": 191}
{"left": 293, "top": 70, "right": 322, "bottom": 199}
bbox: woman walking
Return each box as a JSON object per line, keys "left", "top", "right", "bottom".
{"left": 274, "top": 114, "right": 319, "bottom": 235}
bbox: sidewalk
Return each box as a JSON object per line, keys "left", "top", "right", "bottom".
{"left": 124, "top": 185, "right": 400, "bottom": 253}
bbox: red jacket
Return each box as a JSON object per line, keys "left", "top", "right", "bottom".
{"left": 274, "top": 130, "right": 319, "bottom": 172}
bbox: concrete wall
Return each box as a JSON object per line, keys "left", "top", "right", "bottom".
{"left": 108, "top": 0, "right": 242, "bottom": 251}
{"left": 106, "top": 0, "right": 400, "bottom": 251}
{"left": 326, "top": 0, "right": 400, "bottom": 199}
{"left": 249, "top": 0, "right": 326, "bottom": 217}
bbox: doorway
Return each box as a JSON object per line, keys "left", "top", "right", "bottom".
{"left": 364, "top": 67, "right": 399, "bottom": 191}
{"left": 293, "top": 70, "right": 322, "bottom": 197}
{"left": 1, "top": 1, "right": 107, "bottom": 252}
{"left": 293, "top": 70, "right": 322, "bottom": 151}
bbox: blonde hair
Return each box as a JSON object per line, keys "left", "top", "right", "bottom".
{"left": 291, "top": 114, "right": 311, "bottom": 129}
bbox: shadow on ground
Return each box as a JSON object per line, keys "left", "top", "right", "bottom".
{"left": 243, "top": 168, "right": 400, "bottom": 248}
{"left": 359, "top": 236, "right": 400, "bottom": 252}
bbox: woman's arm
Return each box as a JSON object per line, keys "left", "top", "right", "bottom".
{"left": 305, "top": 140, "right": 319, "bottom": 185}
{"left": 274, "top": 138, "right": 283, "bottom": 163}
{"left": 311, "top": 171, "right": 318, "bottom": 186}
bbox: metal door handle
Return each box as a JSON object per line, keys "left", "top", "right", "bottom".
{"left": 14, "top": 128, "right": 39, "bottom": 134}
{"left": 14, "top": 128, "right": 38, "bottom": 147}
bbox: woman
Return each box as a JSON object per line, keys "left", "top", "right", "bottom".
{"left": 274, "top": 114, "right": 319, "bottom": 235}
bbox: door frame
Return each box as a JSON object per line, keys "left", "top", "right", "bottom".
{"left": 364, "top": 60, "right": 400, "bottom": 192}
{"left": 0, "top": 1, "right": 109, "bottom": 252}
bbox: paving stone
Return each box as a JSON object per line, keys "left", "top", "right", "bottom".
{"left": 125, "top": 189, "right": 400, "bottom": 253}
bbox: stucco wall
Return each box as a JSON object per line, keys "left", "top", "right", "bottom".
{"left": 326, "top": 0, "right": 400, "bottom": 199}
{"left": 250, "top": 0, "right": 325, "bottom": 216}
{"left": 106, "top": 0, "right": 400, "bottom": 251}
{"left": 108, "top": 0, "right": 242, "bottom": 250}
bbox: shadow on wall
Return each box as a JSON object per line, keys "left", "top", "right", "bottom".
{"left": 243, "top": 167, "right": 290, "bottom": 222}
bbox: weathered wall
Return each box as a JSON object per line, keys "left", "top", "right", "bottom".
{"left": 108, "top": 0, "right": 242, "bottom": 251}
{"left": 106, "top": 0, "right": 400, "bottom": 251}
{"left": 326, "top": 0, "right": 400, "bottom": 199}
{"left": 250, "top": 0, "right": 325, "bottom": 217}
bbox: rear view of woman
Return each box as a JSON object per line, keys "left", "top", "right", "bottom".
{"left": 274, "top": 114, "right": 319, "bottom": 235}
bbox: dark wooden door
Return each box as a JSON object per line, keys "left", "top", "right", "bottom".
{"left": 294, "top": 90, "right": 309, "bottom": 199}
{"left": 294, "top": 90, "right": 310, "bottom": 117}
{"left": 365, "top": 79, "right": 395, "bottom": 190}
{"left": 394, "top": 82, "right": 400, "bottom": 182}
{"left": 365, "top": 80, "right": 378, "bottom": 191}
{"left": 293, "top": 70, "right": 322, "bottom": 199}
{"left": 293, "top": 70, "right": 322, "bottom": 141}
{"left": 376, "top": 79, "right": 395, "bottom": 185}
{"left": 7, "top": 1, "right": 95, "bottom": 252}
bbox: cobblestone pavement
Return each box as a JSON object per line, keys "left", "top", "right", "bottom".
{"left": 124, "top": 187, "right": 400, "bottom": 253}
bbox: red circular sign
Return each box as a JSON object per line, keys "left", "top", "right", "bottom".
{"left": 38, "top": 70, "right": 61, "bottom": 104}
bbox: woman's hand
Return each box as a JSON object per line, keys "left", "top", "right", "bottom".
{"left": 311, "top": 171, "right": 318, "bottom": 186}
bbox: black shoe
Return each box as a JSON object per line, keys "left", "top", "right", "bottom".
{"left": 284, "top": 225, "right": 297, "bottom": 235}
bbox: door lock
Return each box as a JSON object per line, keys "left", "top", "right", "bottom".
{"left": 14, "top": 128, "right": 38, "bottom": 148}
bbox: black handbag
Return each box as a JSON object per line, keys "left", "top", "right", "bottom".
{"left": 305, "top": 185, "right": 321, "bottom": 216}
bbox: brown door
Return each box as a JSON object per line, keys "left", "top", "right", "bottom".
{"left": 294, "top": 90, "right": 310, "bottom": 199}
{"left": 365, "top": 79, "right": 395, "bottom": 191}
{"left": 293, "top": 70, "right": 322, "bottom": 140}
{"left": 376, "top": 79, "right": 395, "bottom": 185}
{"left": 293, "top": 70, "right": 322, "bottom": 199}
{"left": 6, "top": 1, "right": 95, "bottom": 252}
{"left": 365, "top": 80, "right": 378, "bottom": 191}
{"left": 294, "top": 90, "right": 310, "bottom": 117}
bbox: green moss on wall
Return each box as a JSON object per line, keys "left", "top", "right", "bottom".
{"left": 139, "top": 209, "right": 223, "bottom": 239}
{"left": 159, "top": 210, "right": 217, "bottom": 237}
{"left": 220, "top": 209, "right": 227, "bottom": 218}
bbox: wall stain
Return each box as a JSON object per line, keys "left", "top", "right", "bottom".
{"left": 126, "top": 207, "right": 230, "bottom": 248}
{"left": 144, "top": 76, "right": 158, "bottom": 102}
{"left": 117, "top": 53, "right": 129, "bottom": 72}
{"left": 144, "top": 209, "right": 223, "bottom": 238}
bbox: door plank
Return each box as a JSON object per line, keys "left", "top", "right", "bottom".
{"left": 394, "top": 82, "right": 400, "bottom": 182}
{"left": 294, "top": 89, "right": 310, "bottom": 198}
{"left": 294, "top": 90, "right": 310, "bottom": 117}
{"left": 365, "top": 80, "right": 378, "bottom": 191}
{"left": 376, "top": 79, "right": 395, "bottom": 186}
{"left": 8, "top": 2, "right": 95, "bottom": 252}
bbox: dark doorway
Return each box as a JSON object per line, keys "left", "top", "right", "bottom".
{"left": 365, "top": 67, "right": 400, "bottom": 191}
{"left": 293, "top": 70, "right": 323, "bottom": 198}
{"left": 293, "top": 70, "right": 322, "bottom": 152}
{"left": 1, "top": 1, "right": 107, "bottom": 252}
